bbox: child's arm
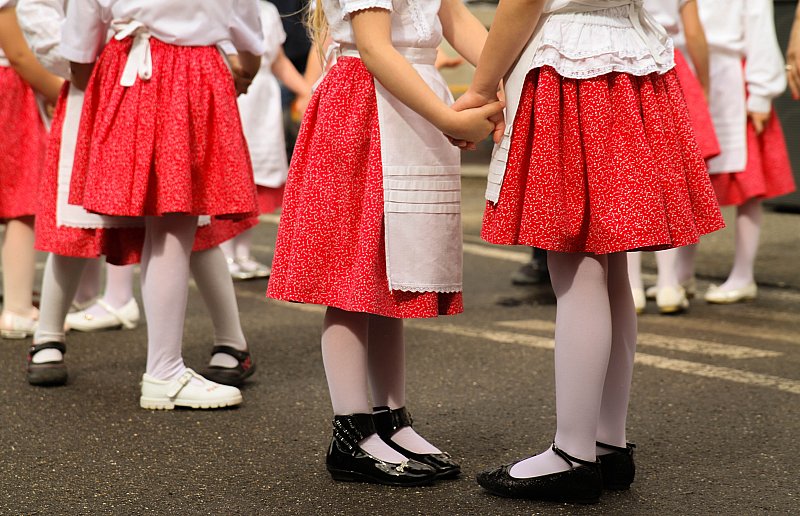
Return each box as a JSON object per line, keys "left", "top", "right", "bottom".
{"left": 0, "top": 7, "right": 63, "bottom": 102}
{"left": 679, "top": 0, "right": 710, "bottom": 98}
{"left": 438, "top": 0, "right": 487, "bottom": 67}
{"left": 271, "top": 49, "right": 313, "bottom": 113}
{"left": 352, "top": 8, "right": 502, "bottom": 143}
{"left": 786, "top": 2, "right": 800, "bottom": 99}
{"left": 743, "top": 0, "right": 786, "bottom": 134}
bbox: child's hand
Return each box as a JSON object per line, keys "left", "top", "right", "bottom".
{"left": 228, "top": 53, "right": 257, "bottom": 96}
{"left": 442, "top": 100, "right": 505, "bottom": 143}
{"left": 748, "top": 111, "right": 770, "bottom": 135}
{"left": 452, "top": 89, "right": 506, "bottom": 144}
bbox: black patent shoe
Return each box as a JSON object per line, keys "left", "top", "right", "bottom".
{"left": 597, "top": 441, "right": 636, "bottom": 490}
{"left": 476, "top": 443, "right": 602, "bottom": 504}
{"left": 201, "top": 345, "right": 256, "bottom": 386}
{"left": 373, "top": 406, "right": 461, "bottom": 479}
{"left": 26, "top": 342, "right": 67, "bottom": 386}
{"left": 326, "top": 413, "right": 437, "bottom": 487}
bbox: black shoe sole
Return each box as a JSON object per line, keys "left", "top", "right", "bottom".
{"left": 327, "top": 467, "right": 435, "bottom": 487}
{"left": 27, "top": 366, "right": 67, "bottom": 387}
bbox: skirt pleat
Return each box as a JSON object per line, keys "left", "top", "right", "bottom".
{"left": 482, "top": 66, "right": 725, "bottom": 254}
{"left": 0, "top": 67, "right": 46, "bottom": 220}
{"left": 70, "top": 38, "right": 257, "bottom": 219}
{"left": 674, "top": 49, "right": 720, "bottom": 161}
{"left": 266, "top": 58, "right": 462, "bottom": 318}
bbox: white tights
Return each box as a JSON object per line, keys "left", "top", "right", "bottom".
{"left": 627, "top": 245, "right": 697, "bottom": 293}
{"left": 718, "top": 198, "right": 762, "bottom": 291}
{"left": 321, "top": 307, "right": 440, "bottom": 463}
{"left": 510, "top": 252, "right": 637, "bottom": 478}
{"left": 219, "top": 227, "right": 254, "bottom": 262}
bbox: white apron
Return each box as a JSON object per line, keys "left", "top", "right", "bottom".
{"left": 486, "top": 0, "right": 672, "bottom": 203}
{"left": 704, "top": 51, "right": 747, "bottom": 174}
{"left": 337, "top": 45, "right": 462, "bottom": 293}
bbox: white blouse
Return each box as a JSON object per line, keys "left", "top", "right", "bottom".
{"left": 528, "top": 0, "right": 674, "bottom": 79}
{"left": 16, "top": 0, "right": 69, "bottom": 79}
{"left": 643, "top": 0, "right": 690, "bottom": 50}
{"left": 323, "top": 0, "right": 443, "bottom": 49}
{"left": 699, "top": 0, "right": 785, "bottom": 114}
{"left": 61, "top": 0, "right": 266, "bottom": 64}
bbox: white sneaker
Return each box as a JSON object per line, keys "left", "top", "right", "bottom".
{"left": 66, "top": 298, "right": 140, "bottom": 332}
{"left": 227, "top": 257, "right": 254, "bottom": 281}
{"left": 140, "top": 368, "right": 242, "bottom": 410}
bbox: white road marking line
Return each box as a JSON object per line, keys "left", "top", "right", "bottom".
{"left": 640, "top": 316, "right": 799, "bottom": 347}
{"left": 496, "top": 319, "right": 781, "bottom": 359}
{"left": 462, "top": 242, "right": 530, "bottom": 264}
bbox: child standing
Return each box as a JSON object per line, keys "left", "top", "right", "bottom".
{"left": 0, "top": 0, "right": 62, "bottom": 338}
{"left": 699, "top": 0, "right": 796, "bottom": 304}
{"left": 222, "top": 0, "right": 313, "bottom": 281}
{"left": 58, "top": 0, "right": 265, "bottom": 407}
{"left": 461, "top": 0, "right": 725, "bottom": 503}
{"left": 267, "top": 0, "right": 502, "bottom": 486}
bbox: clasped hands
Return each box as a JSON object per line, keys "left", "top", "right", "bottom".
{"left": 444, "top": 88, "right": 506, "bottom": 150}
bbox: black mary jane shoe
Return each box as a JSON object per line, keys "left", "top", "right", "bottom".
{"left": 26, "top": 342, "right": 68, "bottom": 386}
{"left": 372, "top": 406, "right": 461, "bottom": 479}
{"left": 201, "top": 345, "right": 256, "bottom": 386}
{"left": 597, "top": 441, "right": 636, "bottom": 490}
{"left": 326, "top": 413, "right": 437, "bottom": 487}
{"left": 476, "top": 443, "right": 602, "bottom": 504}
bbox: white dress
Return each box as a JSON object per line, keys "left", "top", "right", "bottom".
{"left": 698, "top": 0, "right": 786, "bottom": 174}
{"left": 237, "top": 1, "right": 288, "bottom": 189}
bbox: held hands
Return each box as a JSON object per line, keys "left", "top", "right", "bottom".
{"left": 445, "top": 89, "right": 506, "bottom": 149}
{"left": 748, "top": 111, "right": 771, "bottom": 135}
{"left": 227, "top": 53, "right": 259, "bottom": 96}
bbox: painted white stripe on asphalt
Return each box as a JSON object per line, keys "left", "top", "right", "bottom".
{"left": 640, "top": 316, "right": 799, "bottom": 347}
{"left": 462, "top": 242, "right": 530, "bottom": 264}
{"left": 496, "top": 319, "right": 781, "bottom": 359}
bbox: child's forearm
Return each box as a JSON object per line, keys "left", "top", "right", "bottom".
{"left": 238, "top": 51, "right": 261, "bottom": 80}
{"left": 0, "top": 8, "right": 63, "bottom": 102}
{"left": 439, "top": 0, "right": 488, "bottom": 67}
{"left": 272, "top": 51, "right": 312, "bottom": 98}
{"left": 470, "top": 0, "right": 545, "bottom": 96}
{"left": 680, "top": 0, "right": 710, "bottom": 94}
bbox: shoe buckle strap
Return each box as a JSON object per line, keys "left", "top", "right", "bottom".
{"left": 96, "top": 299, "right": 137, "bottom": 329}
{"left": 166, "top": 370, "right": 196, "bottom": 399}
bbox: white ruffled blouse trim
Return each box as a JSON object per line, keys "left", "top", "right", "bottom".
{"left": 527, "top": 6, "right": 675, "bottom": 79}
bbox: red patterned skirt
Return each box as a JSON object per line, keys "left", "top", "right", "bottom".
{"left": 70, "top": 38, "right": 258, "bottom": 219}
{"left": 266, "top": 58, "right": 462, "bottom": 318}
{"left": 674, "top": 49, "right": 720, "bottom": 161}
{"left": 257, "top": 185, "right": 285, "bottom": 214}
{"left": 482, "top": 66, "right": 725, "bottom": 254}
{"left": 0, "top": 66, "right": 47, "bottom": 221}
{"left": 37, "top": 85, "right": 256, "bottom": 265}
{"left": 710, "top": 111, "right": 796, "bottom": 206}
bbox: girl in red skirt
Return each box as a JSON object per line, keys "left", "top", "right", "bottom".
{"left": 628, "top": 0, "right": 721, "bottom": 315}
{"left": 458, "top": 0, "right": 725, "bottom": 503}
{"left": 267, "top": 0, "right": 502, "bottom": 486}
{"left": 58, "top": 0, "right": 265, "bottom": 408}
{"left": 698, "top": 0, "right": 796, "bottom": 304}
{"left": 0, "top": 0, "right": 62, "bottom": 338}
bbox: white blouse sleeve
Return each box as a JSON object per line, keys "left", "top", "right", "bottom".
{"left": 0, "top": 0, "right": 18, "bottom": 9}
{"left": 16, "top": 0, "right": 69, "bottom": 79}
{"left": 341, "top": 0, "right": 393, "bottom": 19}
{"left": 60, "top": 0, "right": 108, "bottom": 63}
{"left": 229, "top": 0, "right": 267, "bottom": 55}
{"left": 743, "top": 0, "right": 786, "bottom": 113}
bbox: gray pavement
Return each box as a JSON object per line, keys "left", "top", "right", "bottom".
{"left": 1, "top": 177, "right": 799, "bottom": 515}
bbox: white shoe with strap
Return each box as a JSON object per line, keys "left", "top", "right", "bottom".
{"left": 66, "top": 298, "right": 140, "bottom": 332}
{"left": 140, "top": 368, "right": 242, "bottom": 410}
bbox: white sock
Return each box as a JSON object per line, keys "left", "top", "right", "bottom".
{"left": 323, "top": 307, "right": 408, "bottom": 464}
{"left": 719, "top": 198, "right": 762, "bottom": 291}
{"left": 190, "top": 246, "right": 248, "bottom": 369}
{"left": 510, "top": 252, "right": 613, "bottom": 478}
{"left": 367, "top": 315, "right": 440, "bottom": 454}
{"left": 142, "top": 215, "right": 197, "bottom": 381}
{"left": 33, "top": 254, "right": 88, "bottom": 363}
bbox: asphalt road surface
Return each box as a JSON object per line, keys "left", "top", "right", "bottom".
{"left": 1, "top": 178, "right": 798, "bottom": 515}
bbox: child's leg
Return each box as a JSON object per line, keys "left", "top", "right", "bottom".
{"left": 322, "top": 307, "right": 406, "bottom": 463}
{"left": 31, "top": 254, "right": 89, "bottom": 362}
{"left": 141, "top": 214, "right": 197, "bottom": 381}
{"left": 86, "top": 263, "right": 136, "bottom": 316}
{"left": 627, "top": 251, "right": 643, "bottom": 292}
{"left": 232, "top": 228, "right": 254, "bottom": 260}
{"left": 190, "top": 246, "right": 248, "bottom": 367}
{"left": 1, "top": 217, "right": 37, "bottom": 317}
{"left": 510, "top": 252, "right": 612, "bottom": 478}
{"left": 719, "top": 198, "right": 762, "bottom": 291}
{"left": 596, "top": 253, "right": 637, "bottom": 450}
{"left": 654, "top": 248, "right": 680, "bottom": 289}
{"left": 675, "top": 244, "right": 697, "bottom": 287}
{"left": 367, "top": 315, "right": 440, "bottom": 454}
{"left": 73, "top": 259, "right": 102, "bottom": 307}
